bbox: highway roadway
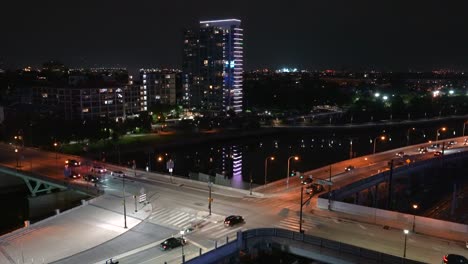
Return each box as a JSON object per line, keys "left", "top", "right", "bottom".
{"left": 0, "top": 137, "right": 467, "bottom": 263}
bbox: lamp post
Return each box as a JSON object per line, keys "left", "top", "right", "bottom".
{"left": 264, "top": 156, "right": 275, "bottom": 185}
{"left": 373, "top": 136, "right": 386, "bottom": 154}
{"left": 463, "top": 121, "right": 468, "bottom": 137}
{"left": 406, "top": 127, "right": 415, "bottom": 146}
{"left": 53, "top": 142, "right": 58, "bottom": 159}
{"left": 286, "top": 156, "right": 299, "bottom": 188}
{"left": 15, "top": 148, "right": 19, "bottom": 167}
{"left": 208, "top": 182, "right": 213, "bottom": 216}
{"left": 403, "top": 229, "right": 409, "bottom": 258}
{"left": 411, "top": 204, "right": 418, "bottom": 232}
{"left": 122, "top": 174, "right": 127, "bottom": 229}
{"left": 299, "top": 185, "right": 313, "bottom": 234}
{"left": 436, "top": 127, "right": 446, "bottom": 142}
{"left": 349, "top": 139, "right": 353, "bottom": 159}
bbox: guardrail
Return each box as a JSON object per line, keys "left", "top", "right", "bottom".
{"left": 185, "top": 228, "right": 424, "bottom": 264}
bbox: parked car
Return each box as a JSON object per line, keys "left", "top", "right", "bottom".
{"left": 434, "top": 151, "right": 443, "bottom": 157}
{"left": 91, "top": 166, "right": 106, "bottom": 173}
{"left": 443, "top": 254, "right": 467, "bottom": 264}
{"left": 159, "top": 237, "right": 186, "bottom": 251}
{"left": 345, "top": 165, "right": 355, "bottom": 172}
{"left": 65, "top": 159, "right": 81, "bottom": 167}
{"left": 305, "top": 183, "right": 324, "bottom": 194}
{"left": 224, "top": 215, "right": 244, "bottom": 227}
{"left": 396, "top": 151, "right": 405, "bottom": 157}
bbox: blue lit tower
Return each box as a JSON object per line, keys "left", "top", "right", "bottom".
{"left": 191, "top": 19, "right": 243, "bottom": 114}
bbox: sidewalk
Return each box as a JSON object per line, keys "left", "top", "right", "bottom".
{"left": 0, "top": 194, "right": 152, "bottom": 264}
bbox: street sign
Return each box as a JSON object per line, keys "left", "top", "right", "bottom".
{"left": 316, "top": 179, "right": 333, "bottom": 186}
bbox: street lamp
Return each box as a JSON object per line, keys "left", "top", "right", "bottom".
{"left": 15, "top": 148, "right": 19, "bottom": 167}
{"left": 403, "top": 229, "right": 409, "bottom": 258}
{"left": 208, "top": 182, "right": 213, "bottom": 216}
{"left": 122, "top": 173, "right": 127, "bottom": 229}
{"left": 53, "top": 142, "right": 58, "bottom": 159}
{"left": 286, "top": 156, "right": 299, "bottom": 188}
{"left": 264, "top": 156, "right": 275, "bottom": 185}
{"left": 406, "top": 127, "right": 415, "bottom": 146}
{"left": 436, "top": 127, "right": 446, "bottom": 142}
{"left": 412, "top": 204, "right": 418, "bottom": 232}
{"left": 299, "top": 185, "right": 313, "bottom": 233}
{"left": 463, "top": 121, "right": 468, "bottom": 137}
{"left": 373, "top": 136, "right": 386, "bottom": 154}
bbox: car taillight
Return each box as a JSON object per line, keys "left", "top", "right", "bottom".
{"left": 443, "top": 255, "right": 448, "bottom": 263}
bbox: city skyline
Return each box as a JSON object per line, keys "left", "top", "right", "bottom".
{"left": 2, "top": 0, "right": 468, "bottom": 73}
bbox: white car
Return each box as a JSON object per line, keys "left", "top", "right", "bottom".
{"left": 91, "top": 166, "right": 107, "bottom": 173}
{"left": 111, "top": 170, "right": 125, "bottom": 177}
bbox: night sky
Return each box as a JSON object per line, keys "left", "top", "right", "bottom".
{"left": 2, "top": 0, "right": 468, "bottom": 73}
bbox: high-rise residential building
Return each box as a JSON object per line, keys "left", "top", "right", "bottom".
{"left": 140, "top": 69, "right": 178, "bottom": 106}
{"left": 183, "top": 19, "right": 243, "bottom": 114}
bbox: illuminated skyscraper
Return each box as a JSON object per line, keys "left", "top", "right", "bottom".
{"left": 183, "top": 19, "right": 243, "bottom": 114}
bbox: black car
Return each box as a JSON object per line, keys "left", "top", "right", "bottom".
{"left": 305, "top": 183, "right": 324, "bottom": 194}
{"left": 443, "top": 254, "right": 468, "bottom": 264}
{"left": 70, "top": 172, "right": 81, "bottom": 179}
{"left": 159, "top": 237, "right": 186, "bottom": 251}
{"left": 301, "top": 177, "right": 313, "bottom": 185}
{"left": 224, "top": 215, "right": 244, "bottom": 227}
{"left": 65, "top": 159, "right": 81, "bottom": 167}
{"left": 345, "top": 165, "right": 355, "bottom": 172}
{"left": 84, "top": 174, "right": 101, "bottom": 183}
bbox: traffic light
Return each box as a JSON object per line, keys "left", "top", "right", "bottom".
{"left": 290, "top": 170, "right": 296, "bottom": 177}
{"left": 300, "top": 174, "right": 304, "bottom": 180}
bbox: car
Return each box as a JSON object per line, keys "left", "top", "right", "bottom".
{"left": 159, "top": 237, "right": 186, "bottom": 251}
{"left": 464, "top": 138, "right": 468, "bottom": 145}
{"left": 434, "top": 151, "right": 443, "bottom": 157}
{"left": 443, "top": 254, "right": 468, "bottom": 264}
{"left": 224, "top": 215, "right": 244, "bottom": 227}
{"left": 345, "top": 165, "right": 355, "bottom": 172}
{"left": 111, "top": 170, "right": 125, "bottom": 177}
{"left": 65, "top": 159, "right": 81, "bottom": 167}
{"left": 429, "top": 143, "right": 441, "bottom": 149}
{"left": 70, "top": 172, "right": 81, "bottom": 179}
{"left": 305, "top": 183, "right": 324, "bottom": 194}
{"left": 83, "top": 174, "right": 102, "bottom": 183}
{"left": 418, "top": 147, "right": 428, "bottom": 154}
{"left": 91, "top": 166, "right": 106, "bottom": 173}
{"left": 448, "top": 140, "right": 457, "bottom": 146}
{"left": 396, "top": 151, "right": 405, "bottom": 157}
{"left": 301, "top": 177, "right": 313, "bottom": 185}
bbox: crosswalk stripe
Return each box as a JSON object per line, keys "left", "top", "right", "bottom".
{"left": 210, "top": 226, "right": 243, "bottom": 238}
{"left": 163, "top": 212, "right": 187, "bottom": 222}
{"left": 172, "top": 215, "right": 193, "bottom": 226}
{"left": 150, "top": 208, "right": 170, "bottom": 217}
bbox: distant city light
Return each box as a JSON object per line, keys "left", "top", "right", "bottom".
{"left": 433, "top": 90, "right": 440, "bottom": 97}
{"left": 277, "top": 68, "right": 298, "bottom": 73}
{"left": 374, "top": 93, "right": 380, "bottom": 97}
{"left": 382, "top": 95, "right": 388, "bottom": 100}
{"left": 449, "top": 90, "right": 454, "bottom": 95}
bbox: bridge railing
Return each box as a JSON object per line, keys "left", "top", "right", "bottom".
{"left": 184, "top": 228, "right": 424, "bottom": 264}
